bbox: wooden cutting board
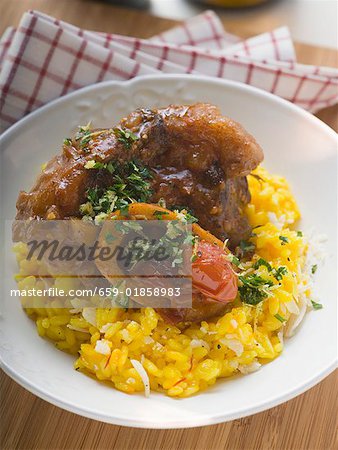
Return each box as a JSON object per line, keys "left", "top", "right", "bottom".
{"left": 1, "top": 2, "right": 337, "bottom": 449}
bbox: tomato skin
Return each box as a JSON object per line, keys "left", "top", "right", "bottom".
{"left": 192, "top": 241, "right": 238, "bottom": 302}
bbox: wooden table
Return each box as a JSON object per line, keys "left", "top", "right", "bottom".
{"left": 1, "top": 2, "right": 337, "bottom": 449}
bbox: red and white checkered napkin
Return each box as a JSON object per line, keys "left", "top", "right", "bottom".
{"left": 1, "top": 9, "right": 337, "bottom": 132}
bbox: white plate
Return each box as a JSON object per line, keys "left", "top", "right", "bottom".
{"left": 0, "top": 75, "right": 337, "bottom": 428}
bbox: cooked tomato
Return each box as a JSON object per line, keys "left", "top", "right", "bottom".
{"left": 192, "top": 241, "right": 238, "bottom": 302}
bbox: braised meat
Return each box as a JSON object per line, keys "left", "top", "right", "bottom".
{"left": 16, "top": 103, "right": 263, "bottom": 246}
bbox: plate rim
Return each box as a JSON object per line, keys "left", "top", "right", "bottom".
{"left": 0, "top": 74, "right": 337, "bottom": 428}
{"left": 1, "top": 74, "right": 337, "bottom": 143}
{"left": 1, "top": 355, "right": 337, "bottom": 429}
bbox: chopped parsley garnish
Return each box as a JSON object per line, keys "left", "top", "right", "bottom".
{"left": 75, "top": 125, "right": 89, "bottom": 140}
{"left": 80, "top": 160, "right": 152, "bottom": 221}
{"left": 169, "top": 205, "right": 198, "bottom": 224}
{"left": 84, "top": 160, "right": 115, "bottom": 173}
{"left": 274, "top": 313, "right": 286, "bottom": 323}
{"left": 297, "top": 231, "right": 303, "bottom": 237}
{"left": 225, "top": 250, "right": 244, "bottom": 269}
{"left": 273, "top": 266, "right": 288, "bottom": 281}
{"left": 105, "top": 232, "right": 116, "bottom": 244}
{"left": 74, "top": 124, "right": 117, "bottom": 151}
{"left": 238, "top": 274, "right": 273, "bottom": 306}
{"left": 184, "top": 233, "right": 195, "bottom": 246}
{"left": 311, "top": 300, "right": 323, "bottom": 310}
{"left": 114, "top": 127, "right": 138, "bottom": 149}
{"left": 231, "top": 255, "right": 241, "bottom": 267}
{"left": 239, "top": 274, "right": 274, "bottom": 288}
{"left": 153, "top": 210, "right": 170, "bottom": 219}
{"left": 86, "top": 187, "right": 100, "bottom": 205}
{"left": 120, "top": 204, "right": 130, "bottom": 216}
{"left": 279, "top": 235, "right": 289, "bottom": 245}
{"left": 75, "top": 123, "right": 92, "bottom": 150}
{"left": 238, "top": 285, "right": 268, "bottom": 306}
{"left": 170, "top": 205, "right": 194, "bottom": 215}
{"left": 74, "top": 124, "right": 138, "bottom": 151}
{"left": 311, "top": 264, "right": 318, "bottom": 274}
{"left": 239, "top": 240, "right": 255, "bottom": 254}
{"left": 253, "top": 259, "right": 287, "bottom": 281}
{"left": 253, "top": 258, "right": 272, "bottom": 272}
{"left": 191, "top": 253, "right": 198, "bottom": 262}
{"left": 114, "top": 221, "right": 143, "bottom": 235}
{"left": 80, "top": 134, "right": 92, "bottom": 148}
{"left": 191, "top": 236, "right": 199, "bottom": 263}
{"left": 184, "top": 212, "right": 198, "bottom": 224}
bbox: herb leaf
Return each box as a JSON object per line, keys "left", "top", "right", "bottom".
{"left": 279, "top": 236, "right": 289, "bottom": 245}
{"left": 231, "top": 255, "right": 241, "bottom": 267}
{"left": 169, "top": 206, "right": 198, "bottom": 224}
{"left": 153, "top": 210, "right": 170, "bottom": 219}
{"left": 253, "top": 259, "right": 287, "bottom": 281}
{"left": 80, "top": 160, "right": 152, "bottom": 221}
{"left": 184, "top": 212, "right": 198, "bottom": 224}
{"left": 238, "top": 285, "right": 268, "bottom": 306}
{"left": 239, "top": 274, "right": 273, "bottom": 288}
{"left": 114, "top": 128, "right": 138, "bottom": 149}
{"left": 84, "top": 160, "right": 116, "bottom": 173}
{"left": 75, "top": 123, "right": 93, "bottom": 150}
{"left": 238, "top": 274, "right": 273, "bottom": 306}
{"left": 273, "top": 266, "right": 288, "bottom": 281}
{"left": 274, "top": 313, "right": 286, "bottom": 323}
{"left": 253, "top": 258, "right": 272, "bottom": 272}
{"left": 170, "top": 205, "right": 194, "bottom": 214}
{"left": 239, "top": 240, "right": 255, "bottom": 254}
{"left": 105, "top": 232, "right": 116, "bottom": 244}
{"left": 311, "top": 300, "right": 323, "bottom": 310}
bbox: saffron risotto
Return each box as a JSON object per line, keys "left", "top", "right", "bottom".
{"left": 14, "top": 166, "right": 316, "bottom": 398}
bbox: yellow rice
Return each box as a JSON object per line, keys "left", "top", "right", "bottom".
{"left": 14, "top": 166, "right": 313, "bottom": 398}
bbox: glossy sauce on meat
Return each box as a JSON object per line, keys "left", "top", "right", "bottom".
{"left": 122, "top": 103, "right": 263, "bottom": 246}
{"left": 15, "top": 103, "right": 264, "bottom": 323}
{"left": 150, "top": 167, "right": 251, "bottom": 246}
{"left": 16, "top": 103, "right": 263, "bottom": 248}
